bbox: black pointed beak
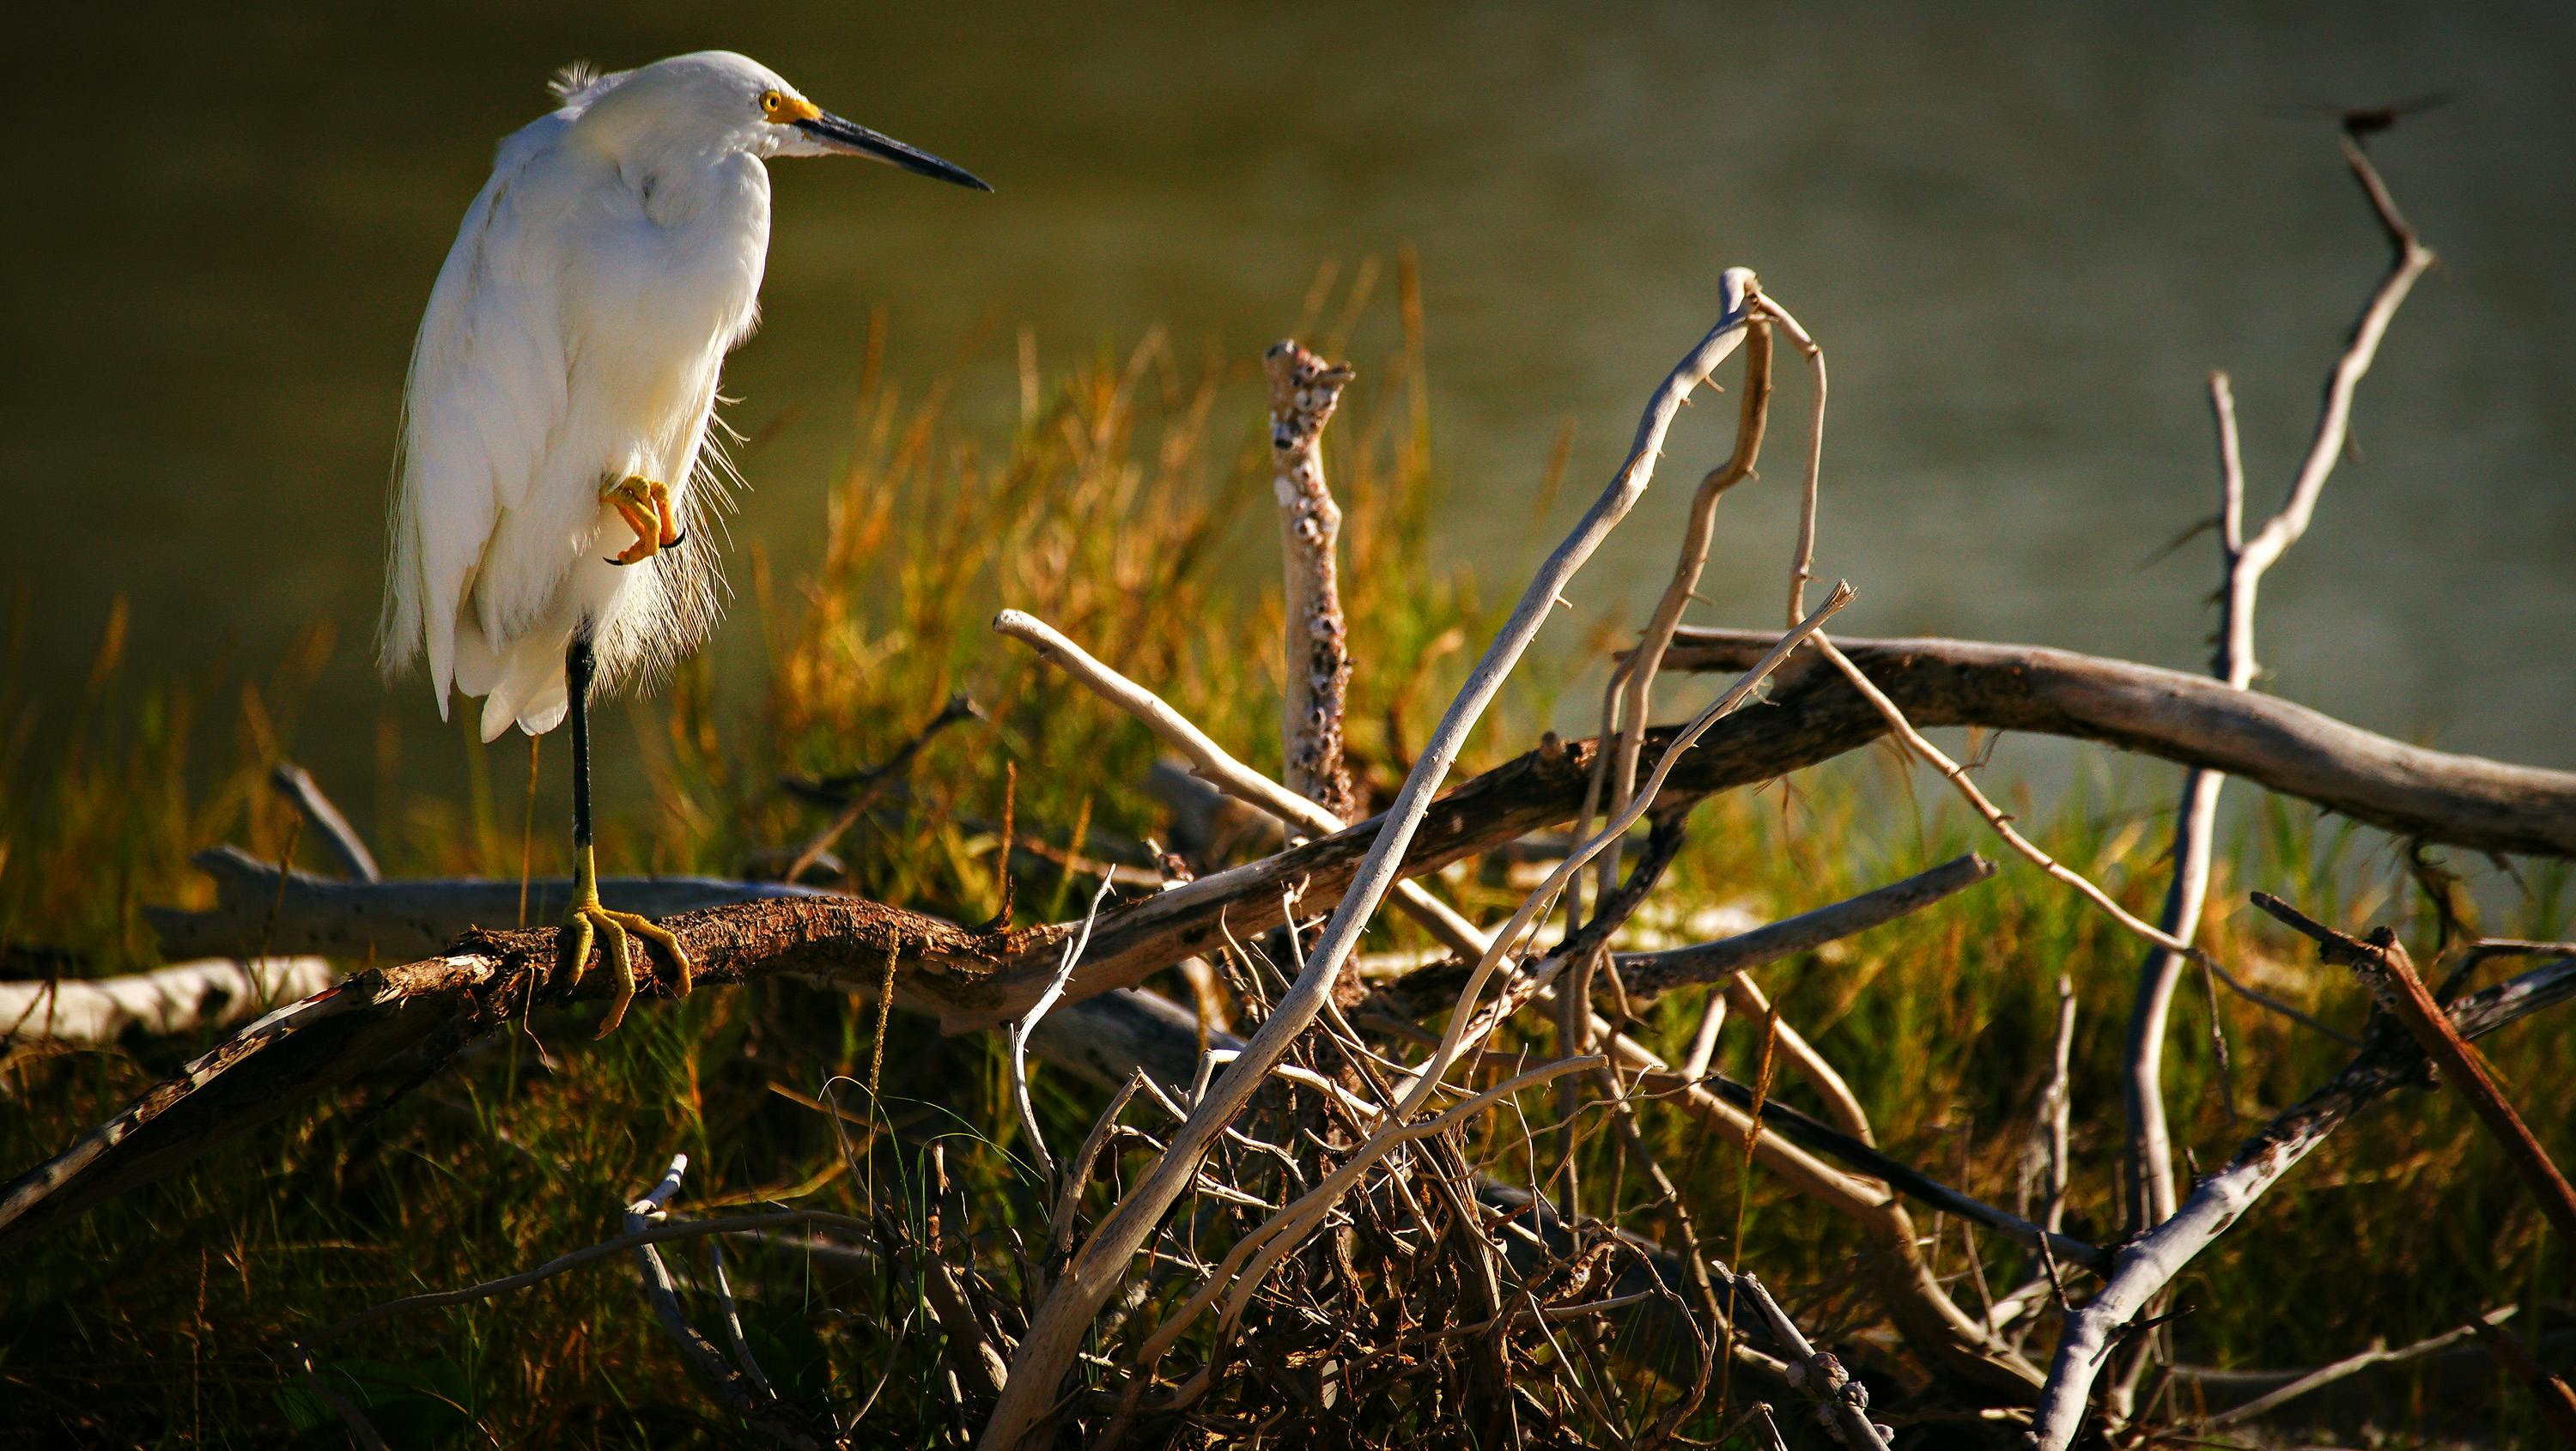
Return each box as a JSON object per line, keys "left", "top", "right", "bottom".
{"left": 795, "top": 112, "right": 992, "bottom": 191}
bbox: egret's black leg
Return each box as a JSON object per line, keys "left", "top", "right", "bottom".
{"left": 556, "top": 628, "right": 693, "bottom": 1035}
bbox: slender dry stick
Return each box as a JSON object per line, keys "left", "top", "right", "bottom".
{"left": 992, "top": 610, "right": 1490, "bottom": 959}
{"left": 1811, "top": 635, "right": 2350, "bottom": 1045}
{"left": 2201, "top": 1305, "right": 2514, "bottom": 1428}
{"left": 1680, "top": 989, "right": 1729, "bottom": 1082}
{"left": 976, "top": 272, "right": 1761, "bottom": 1449}
{"left": 1268, "top": 339, "right": 1361, "bottom": 824}
{"left": 270, "top": 762, "right": 383, "bottom": 884}
{"left": 2042, "top": 974, "right": 2076, "bottom": 1238}
{"left": 2125, "top": 137, "right": 2435, "bottom": 1237}
{"left": 1565, "top": 320, "right": 1775, "bottom": 1194}
{"left": 704, "top": 1241, "right": 775, "bottom": 1403}
{"left": 1754, "top": 294, "right": 1826, "bottom": 628}
{"left": 623, "top": 1157, "right": 821, "bottom": 1449}
{"left": 1588, "top": 319, "right": 1775, "bottom": 962}
{"left": 1049, "top": 1075, "right": 1144, "bottom": 1262}
{"left": 1009, "top": 871, "right": 1121, "bottom": 1184}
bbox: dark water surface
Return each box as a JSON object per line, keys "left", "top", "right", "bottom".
{"left": 6, "top": 3, "right": 2572, "bottom": 817}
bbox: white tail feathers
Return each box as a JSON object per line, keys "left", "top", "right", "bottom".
{"left": 455, "top": 614, "right": 574, "bottom": 742}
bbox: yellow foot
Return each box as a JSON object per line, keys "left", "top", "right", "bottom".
{"left": 559, "top": 894, "right": 696, "bottom": 1036}
{"left": 600, "top": 476, "right": 685, "bottom": 567}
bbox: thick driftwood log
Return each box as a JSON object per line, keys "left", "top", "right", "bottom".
{"left": 1, "top": 956, "right": 339, "bottom": 1045}
{"left": 1664, "top": 629, "right": 2576, "bottom": 858}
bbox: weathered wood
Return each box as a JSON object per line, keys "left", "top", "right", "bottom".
{"left": 1664, "top": 629, "right": 2576, "bottom": 858}
{"left": 1, "top": 956, "right": 338, "bottom": 1045}
{"left": 147, "top": 845, "right": 840, "bottom": 962}
{"left": 1267, "top": 340, "right": 1359, "bottom": 825}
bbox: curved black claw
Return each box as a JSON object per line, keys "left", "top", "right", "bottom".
{"left": 665, "top": 530, "right": 686, "bottom": 549}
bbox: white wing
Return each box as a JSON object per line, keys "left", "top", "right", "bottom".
{"left": 380, "top": 112, "right": 579, "bottom": 715}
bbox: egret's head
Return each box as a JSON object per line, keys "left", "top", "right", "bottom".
{"left": 562, "top": 52, "right": 990, "bottom": 191}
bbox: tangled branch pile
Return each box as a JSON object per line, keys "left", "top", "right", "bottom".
{"left": 5, "top": 144, "right": 2572, "bottom": 1448}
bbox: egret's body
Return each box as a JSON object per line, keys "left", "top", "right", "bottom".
{"left": 381, "top": 52, "right": 987, "bottom": 1029}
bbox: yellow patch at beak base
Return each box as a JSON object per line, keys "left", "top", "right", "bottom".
{"left": 772, "top": 94, "right": 821, "bottom": 125}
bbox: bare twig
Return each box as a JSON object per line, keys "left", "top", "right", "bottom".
{"left": 2201, "top": 1305, "right": 2515, "bottom": 1427}
{"left": 1010, "top": 871, "right": 1121, "bottom": 1183}
{"left": 623, "top": 1157, "right": 823, "bottom": 1449}
{"left": 2042, "top": 975, "right": 2076, "bottom": 1238}
{"left": 785, "top": 695, "right": 985, "bottom": 886}
{"left": 992, "top": 609, "right": 1489, "bottom": 959}
{"left": 1581, "top": 317, "right": 1774, "bottom": 1050}
{"left": 1612, "top": 853, "right": 1993, "bottom": 1002}
{"left": 270, "top": 763, "right": 380, "bottom": 883}
{"left": 301, "top": 1206, "right": 880, "bottom": 1345}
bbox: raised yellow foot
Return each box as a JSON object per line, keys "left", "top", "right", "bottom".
{"left": 559, "top": 851, "right": 695, "bottom": 1035}
{"left": 601, "top": 475, "right": 685, "bottom": 567}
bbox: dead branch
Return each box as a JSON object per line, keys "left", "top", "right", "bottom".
{"left": 2252, "top": 895, "right": 2576, "bottom": 1242}
{"left": 2197, "top": 1305, "right": 2515, "bottom": 1428}
{"left": 2125, "top": 134, "right": 2435, "bottom": 1247}
{"left": 1683, "top": 1072, "right": 2110, "bottom": 1278}
{"left": 270, "top": 762, "right": 380, "bottom": 883}
{"left": 991, "top": 608, "right": 1488, "bottom": 958}
{"left": 1267, "top": 339, "right": 1361, "bottom": 824}
{"left": 1578, "top": 316, "right": 1775, "bottom": 1065}
{"left": 148, "top": 844, "right": 839, "bottom": 962}
{"left": 1612, "top": 853, "right": 1992, "bottom": 1002}
{"left": 1660, "top": 629, "right": 2576, "bottom": 858}
{"left": 622, "top": 1157, "right": 829, "bottom": 1449}
{"left": 2027, "top": 947, "right": 2576, "bottom": 1450}
{"left": 2, "top": 956, "right": 337, "bottom": 1045}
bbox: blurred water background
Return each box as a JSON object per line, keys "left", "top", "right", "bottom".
{"left": 5, "top": 1, "right": 2570, "bottom": 823}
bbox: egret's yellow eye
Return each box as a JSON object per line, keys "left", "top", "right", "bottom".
{"left": 759, "top": 89, "right": 784, "bottom": 116}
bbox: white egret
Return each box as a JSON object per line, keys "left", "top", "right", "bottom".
{"left": 380, "top": 52, "right": 988, "bottom": 1032}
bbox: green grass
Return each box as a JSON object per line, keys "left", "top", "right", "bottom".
{"left": 2, "top": 280, "right": 2568, "bottom": 1447}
